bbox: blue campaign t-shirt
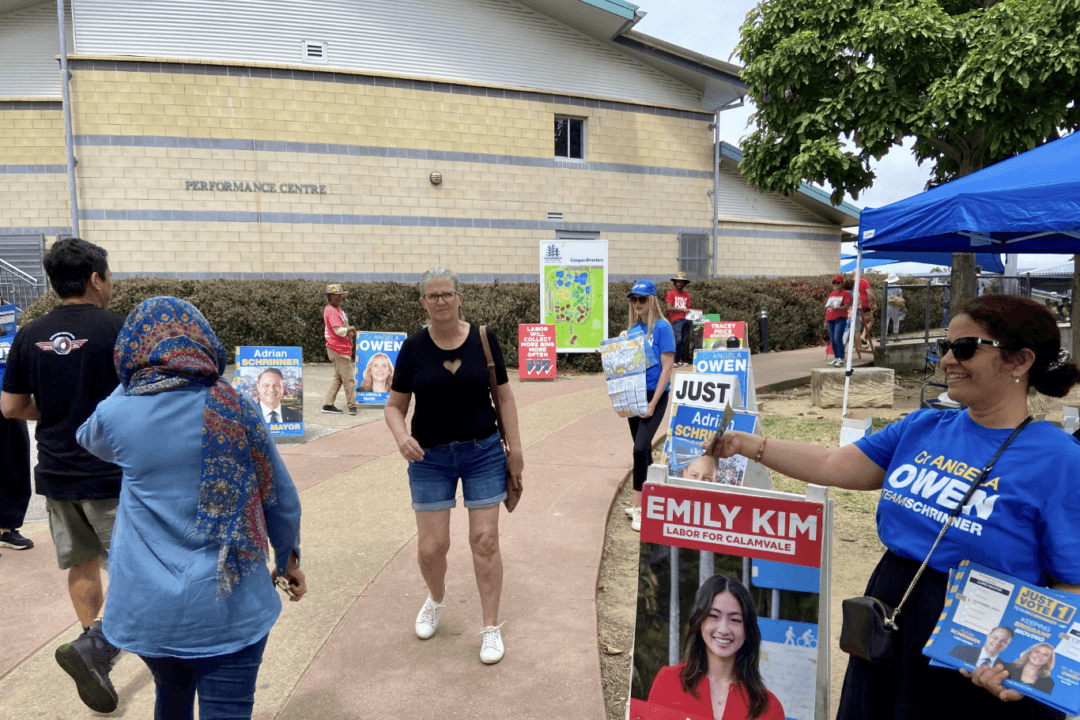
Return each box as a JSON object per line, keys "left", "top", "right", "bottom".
{"left": 632, "top": 318, "right": 675, "bottom": 392}
{"left": 855, "top": 409, "right": 1080, "bottom": 586}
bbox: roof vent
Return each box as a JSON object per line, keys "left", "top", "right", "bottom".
{"left": 546, "top": 211, "right": 564, "bottom": 222}
{"left": 302, "top": 41, "right": 328, "bottom": 64}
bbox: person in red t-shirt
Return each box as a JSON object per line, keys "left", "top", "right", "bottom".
{"left": 322, "top": 284, "right": 358, "bottom": 415}
{"left": 665, "top": 272, "right": 692, "bottom": 366}
{"left": 850, "top": 274, "right": 877, "bottom": 352}
{"left": 825, "top": 275, "right": 852, "bottom": 367}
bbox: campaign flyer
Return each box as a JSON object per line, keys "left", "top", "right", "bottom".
{"left": 600, "top": 331, "right": 648, "bottom": 417}
{"left": 234, "top": 347, "right": 303, "bottom": 437}
{"left": 924, "top": 560, "right": 1080, "bottom": 715}
{"left": 664, "top": 404, "right": 753, "bottom": 486}
{"left": 354, "top": 332, "right": 405, "bottom": 406}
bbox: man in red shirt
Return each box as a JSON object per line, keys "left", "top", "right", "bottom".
{"left": 850, "top": 273, "right": 877, "bottom": 352}
{"left": 665, "top": 272, "right": 692, "bottom": 366}
{"left": 322, "top": 284, "right": 358, "bottom": 415}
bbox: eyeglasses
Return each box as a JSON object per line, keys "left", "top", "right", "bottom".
{"left": 423, "top": 292, "right": 458, "bottom": 303}
{"left": 936, "top": 337, "right": 1005, "bottom": 361}
{"left": 629, "top": 296, "right": 650, "bottom": 304}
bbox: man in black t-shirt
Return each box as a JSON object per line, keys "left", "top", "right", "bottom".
{"left": 1, "top": 237, "right": 126, "bottom": 714}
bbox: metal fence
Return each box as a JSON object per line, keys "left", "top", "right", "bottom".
{"left": 0, "top": 257, "right": 47, "bottom": 311}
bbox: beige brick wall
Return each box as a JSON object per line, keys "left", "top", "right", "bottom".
{"left": 0, "top": 107, "right": 65, "bottom": 165}
{"left": 0, "top": 173, "right": 69, "bottom": 228}
{"left": 0, "top": 63, "right": 844, "bottom": 277}
{"left": 715, "top": 221, "right": 840, "bottom": 276}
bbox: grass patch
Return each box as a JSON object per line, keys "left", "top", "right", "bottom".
{"left": 761, "top": 416, "right": 881, "bottom": 515}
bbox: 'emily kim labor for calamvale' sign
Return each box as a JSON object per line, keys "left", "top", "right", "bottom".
{"left": 640, "top": 482, "right": 824, "bottom": 568}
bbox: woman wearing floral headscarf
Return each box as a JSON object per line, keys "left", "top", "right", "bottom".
{"left": 76, "top": 297, "right": 304, "bottom": 720}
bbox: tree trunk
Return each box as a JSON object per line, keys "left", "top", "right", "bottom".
{"left": 951, "top": 254, "right": 978, "bottom": 310}
{"left": 1072, "top": 255, "right": 1080, "bottom": 365}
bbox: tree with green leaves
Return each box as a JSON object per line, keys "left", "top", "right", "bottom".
{"left": 736, "top": 0, "right": 1080, "bottom": 310}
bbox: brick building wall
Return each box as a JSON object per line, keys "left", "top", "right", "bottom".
{"left": 2, "top": 59, "right": 844, "bottom": 280}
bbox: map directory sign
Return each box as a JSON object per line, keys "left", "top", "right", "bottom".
{"left": 234, "top": 347, "right": 303, "bottom": 437}
{"left": 354, "top": 332, "right": 406, "bottom": 406}
{"left": 540, "top": 240, "right": 608, "bottom": 353}
{"left": 518, "top": 324, "right": 556, "bottom": 380}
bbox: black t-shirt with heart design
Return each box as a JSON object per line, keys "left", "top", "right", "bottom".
{"left": 391, "top": 324, "right": 508, "bottom": 448}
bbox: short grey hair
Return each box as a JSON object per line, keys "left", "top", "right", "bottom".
{"left": 418, "top": 267, "right": 460, "bottom": 295}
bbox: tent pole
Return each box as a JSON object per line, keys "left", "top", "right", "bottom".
{"left": 842, "top": 249, "right": 863, "bottom": 417}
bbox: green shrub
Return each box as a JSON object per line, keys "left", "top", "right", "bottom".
{"left": 21, "top": 274, "right": 945, "bottom": 368}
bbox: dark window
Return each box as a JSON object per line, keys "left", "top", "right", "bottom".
{"left": 679, "top": 233, "right": 710, "bottom": 278}
{"left": 554, "top": 117, "right": 584, "bottom": 159}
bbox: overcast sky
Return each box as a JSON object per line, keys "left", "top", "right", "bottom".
{"left": 634, "top": 0, "right": 1067, "bottom": 272}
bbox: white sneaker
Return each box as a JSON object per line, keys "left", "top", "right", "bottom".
{"left": 631, "top": 507, "right": 642, "bottom": 532}
{"left": 479, "top": 623, "right": 505, "bottom": 664}
{"left": 624, "top": 506, "right": 635, "bottom": 518}
{"left": 415, "top": 591, "right": 446, "bottom": 639}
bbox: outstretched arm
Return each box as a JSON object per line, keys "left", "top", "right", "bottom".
{"left": 705, "top": 431, "right": 885, "bottom": 491}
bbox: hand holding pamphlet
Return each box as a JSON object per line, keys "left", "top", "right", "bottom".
{"left": 924, "top": 560, "right": 1080, "bottom": 715}
{"left": 600, "top": 331, "right": 648, "bottom": 417}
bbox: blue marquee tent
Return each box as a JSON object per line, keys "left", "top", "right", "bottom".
{"left": 857, "top": 131, "right": 1080, "bottom": 253}
{"left": 840, "top": 252, "right": 1005, "bottom": 274}
{"left": 841, "top": 131, "right": 1080, "bottom": 414}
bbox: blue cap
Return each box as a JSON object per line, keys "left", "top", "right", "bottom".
{"left": 627, "top": 279, "right": 657, "bottom": 297}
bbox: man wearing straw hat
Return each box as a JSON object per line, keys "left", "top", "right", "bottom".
{"left": 322, "top": 284, "right": 358, "bottom": 415}
{"left": 665, "top": 272, "right": 693, "bottom": 366}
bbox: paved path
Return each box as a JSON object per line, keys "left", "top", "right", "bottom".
{"left": 0, "top": 348, "right": 849, "bottom": 719}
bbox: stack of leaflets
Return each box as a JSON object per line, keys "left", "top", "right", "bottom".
{"left": 923, "top": 560, "right": 1080, "bottom": 715}
{"left": 600, "top": 331, "right": 648, "bottom": 417}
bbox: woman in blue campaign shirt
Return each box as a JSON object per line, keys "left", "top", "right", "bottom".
{"left": 704, "top": 296, "right": 1080, "bottom": 720}
{"left": 77, "top": 298, "right": 304, "bottom": 720}
{"left": 622, "top": 279, "right": 675, "bottom": 532}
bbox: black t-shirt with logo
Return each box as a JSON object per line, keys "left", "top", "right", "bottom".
{"left": 391, "top": 324, "right": 508, "bottom": 448}
{"left": 2, "top": 303, "right": 125, "bottom": 499}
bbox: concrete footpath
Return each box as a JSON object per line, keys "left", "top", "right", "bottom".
{"left": 0, "top": 346, "right": 854, "bottom": 719}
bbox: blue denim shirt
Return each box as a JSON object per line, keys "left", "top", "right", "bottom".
{"left": 77, "top": 384, "right": 301, "bottom": 658}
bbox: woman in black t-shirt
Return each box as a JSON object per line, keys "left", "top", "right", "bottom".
{"left": 385, "top": 267, "right": 524, "bottom": 666}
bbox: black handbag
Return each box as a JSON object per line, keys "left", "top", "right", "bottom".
{"left": 839, "top": 416, "right": 1032, "bottom": 663}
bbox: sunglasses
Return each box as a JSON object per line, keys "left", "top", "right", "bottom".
{"left": 629, "top": 295, "right": 651, "bottom": 304}
{"left": 936, "top": 336, "right": 1005, "bottom": 361}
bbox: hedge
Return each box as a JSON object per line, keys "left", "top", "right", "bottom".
{"left": 20, "top": 275, "right": 944, "bottom": 371}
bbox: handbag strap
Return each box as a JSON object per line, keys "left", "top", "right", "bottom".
{"left": 478, "top": 326, "right": 509, "bottom": 451}
{"left": 886, "top": 415, "right": 1032, "bottom": 628}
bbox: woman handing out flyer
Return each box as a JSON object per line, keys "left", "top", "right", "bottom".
{"left": 620, "top": 279, "right": 674, "bottom": 533}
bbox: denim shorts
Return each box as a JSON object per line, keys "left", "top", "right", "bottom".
{"left": 407, "top": 431, "right": 508, "bottom": 511}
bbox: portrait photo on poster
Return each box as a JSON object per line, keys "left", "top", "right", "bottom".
{"left": 354, "top": 332, "right": 406, "bottom": 406}
{"left": 631, "top": 546, "right": 819, "bottom": 720}
{"left": 233, "top": 346, "right": 304, "bottom": 437}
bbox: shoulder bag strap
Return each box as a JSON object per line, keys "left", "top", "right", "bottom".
{"left": 478, "top": 326, "right": 509, "bottom": 451}
{"left": 887, "top": 415, "right": 1033, "bottom": 627}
